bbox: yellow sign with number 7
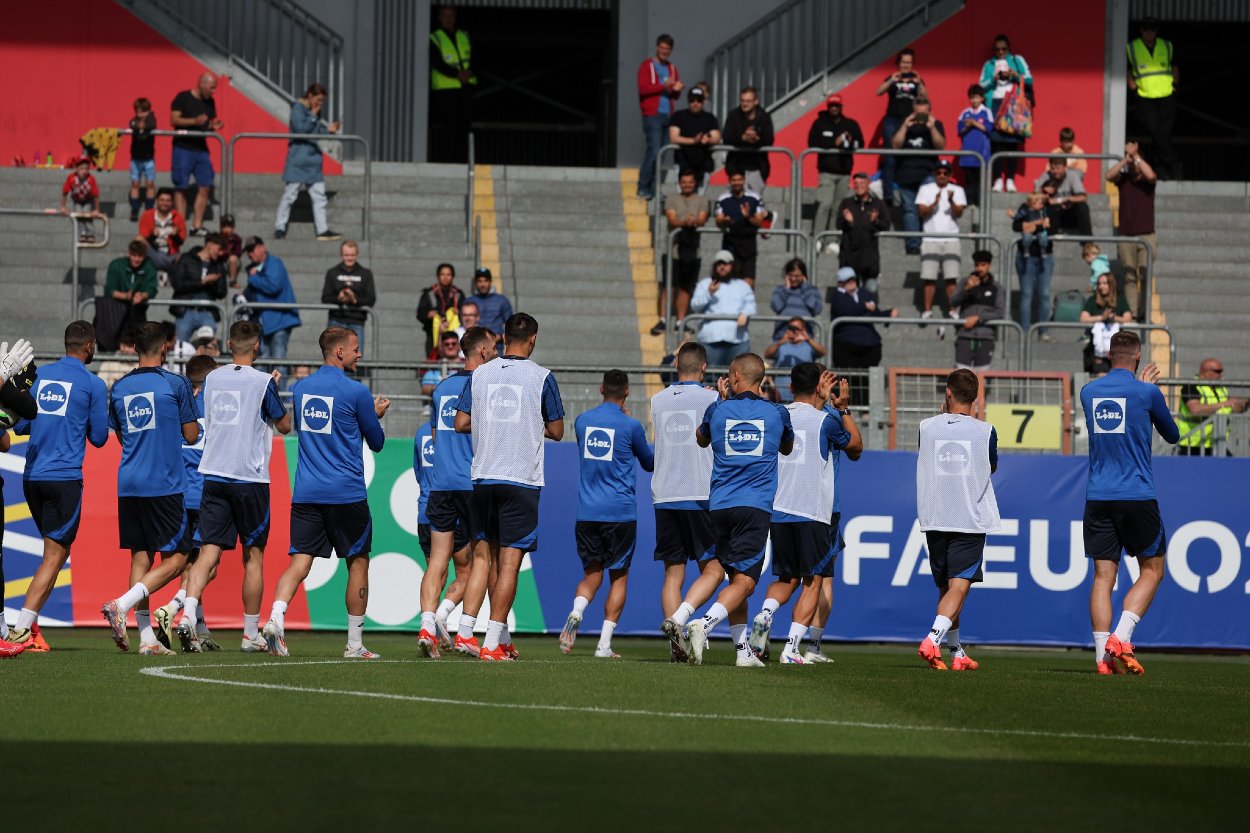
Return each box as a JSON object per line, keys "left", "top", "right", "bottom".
{"left": 985, "top": 404, "right": 1062, "bottom": 450}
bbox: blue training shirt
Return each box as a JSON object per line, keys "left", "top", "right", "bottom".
{"left": 772, "top": 408, "right": 851, "bottom": 523}
{"left": 15, "top": 356, "right": 109, "bottom": 480}
{"left": 575, "top": 401, "right": 654, "bottom": 522}
{"left": 415, "top": 420, "right": 434, "bottom": 525}
{"left": 1081, "top": 367, "right": 1179, "bottom": 501}
{"left": 182, "top": 389, "right": 206, "bottom": 510}
{"left": 291, "top": 364, "right": 385, "bottom": 504}
{"left": 109, "top": 366, "right": 200, "bottom": 498}
{"left": 429, "top": 370, "right": 474, "bottom": 493}
{"left": 699, "top": 391, "right": 794, "bottom": 512}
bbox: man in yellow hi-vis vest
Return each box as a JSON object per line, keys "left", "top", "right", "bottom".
{"left": 1127, "top": 16, "right": 1179, "bottom": 179}
{"left": 1177, "top": 358, "right": 1246, "bottom": 456}
{"left": 429, "top": 5, "right": 477, "bottom": 164}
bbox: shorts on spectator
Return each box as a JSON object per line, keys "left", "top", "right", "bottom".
{"left": 711, "top": 506, "right": 770, "bottom": 582}
{"left": 925, "top": 530, "right": 985, "bottom": 586}
{"left": 769, "top": 520, "right": 831, "bottom": 579}
{"left": 920, "top": 240, "right": 961, "bottom": 280}
{"left": 473, "top": 483, "right": 540, "bottom": 552}
{"left": 171, "top": 146, "right": 215, "bottom": 189}
{"left": 24, "top": 480, "right": 84, "bottom": 546}
{"left": 129, "top": 158, "right": 156, "bottom": 183}
{"left": 196, "top": 481, "right": 271, "bottom": 550}
{"left": 672, "top": 258, "right": 702, "bottom": 292}
{"left": 731, "top": 257, "right": 758, "bottom": 282}
{"left": 118, "top": 494, "right": 186, "bottom": 554}
{"left": 653, "top": 506, "right": 717, "bottom": 564}
{"left": 575, "top": 520, "right": 637, "bottom": 572}
{"left": 955, "top": 337, "right": 995, "bottom": 369}
{"left": 1083, "top": 499, "right": 1166, "bottom": 561}
{"left": 289, "top": 501, "right": 372, "bottom": 559}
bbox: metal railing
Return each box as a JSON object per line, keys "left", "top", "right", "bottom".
{"left": 466, "top": 132, "right": 476, "bottom": 250}
{"left": 1016, "top": 234, "right": 1155, "bottom": 325}
{"left": 230, "top": 301, "right": 379, "bottom": 361}
{"left": 0, "top": 208, "right": 109, "bottom": 316}
{"left": 684, "top": 313, "right": 825, "bottom": 351}
{"left": 828, "top": 316, "right": 1026, "bottom": 370}
{"left": 1024, "top": 321, "right": 1175, "bottom": 377}
{"left": 983, "top": 151, "right": 1123, "bottom": 240}
{"left": 225, "top": 133, "right": 371, "bottom": 240}
{"left": 77, "top": 297, "right": 229, "bottom": 343}
{"left": 117, "top": 127, "right": 228, "bottom": 178}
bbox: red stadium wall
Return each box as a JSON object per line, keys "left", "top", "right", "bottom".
{"left": 0, "top": 0, "right": 338, "bottom": 176}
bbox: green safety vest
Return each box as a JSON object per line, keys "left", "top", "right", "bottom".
{"left": 430, "top": 29, "right": 476, "bottom": 91}
{"left": 1176, "top": 383, "right": 1229, "bottom": 448}
{"left": 1127, "top": 38, "right": 1174, "bottom": 99}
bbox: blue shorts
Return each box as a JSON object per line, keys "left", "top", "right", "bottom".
{"left": 575, "top": 521, "right": 636, "bottom": 572}
{"left": 925, "top": 530, "right": 985, "bottom": 586}
{"left": 129, "top": 158, "right": 156, "bottom": 183}
{"left": 290, "top": 501, "right": 372, "bottom": 559}
{"left": 118, "top": 494, "right": 186, "bottom": 554}
{"left": 427, "top": 490, "right": 478, "bottom": 542}
{"left": 769, "top": 520, "right": 831, "bottom": 580}
{"left": 472, "top": 483, "right": 540, "bottom": 552}
{"left": 23, "top": 480, "right": 83, "bottom": 546}
{"left": 816, "top": 511, "right": 845, "bottom": 578}
{"left": 653, "top": 506, "right": 717, "bottom": 564}
{"left": 196, "top": 481, "right": 271, "bottom": 549}
{"left": 711, "top": 507, "right": 770, "bottom": 582}
{"left": 171, "top": 146, "right": 214, "bottom": 188}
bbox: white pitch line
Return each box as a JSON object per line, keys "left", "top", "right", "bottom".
{"left": 140, "top": 661, "right": 1250, "bottom": 750}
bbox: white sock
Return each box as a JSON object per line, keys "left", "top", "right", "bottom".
{"left": 501, "top": 624, "right": 511, "bottom": 645}
{"left": 484, "top": 619, "right": 505, "bottom": 651}
{"left": 785, "top": 622, "right": 807, "bottom": 653}
{"left": 928, "top": 614, "right": 952, "bottom": 646}
{"left": 702, "top": 602, "right": 728, "bottom": 630}
{"left": 0, "top": 619, "right": 6, "bottom": 639}
{"left": 1093, "top": 631, "right": 1110, "bottom": 664}
{"left": 436, "top": 599, "right": 455, "bottom": 620}
{"left": 735, "top": 638, "right": 754, "bottom": 659}
{"left": 761, "top": 598, "right": 780, "bottom": 618}
{"left": 17, "top": 608, "right": 37, "bottom": 632}
{"left": 171, "top": 589, "right": 187, "bottom": 611}
{"left": 243, "top": 613, "right": 260, "bottom": 639}
{"left": 270, "top": 599, "right": 288, "bottom": 630}
{"left": 117, "top": 582, "right": 149, "bottom": 613}
{"left": 195, "top": 602, "right": 208, "bottom": 635}
{"left": 729, "top": 623, "right": 748, "bottom": 645}
{"left": 945, "top": 627, "right": 966, "bottom": 658}
{"left": 571, "top": 595, "right": 590, "bottom": 617}
{"left": 347, "top": 614, "right": 365, "bottom": 649}
{"left": 598, "top": 620, "right": 616, "bottom": 651}
{"left": 420, "top": 611, "right": 436, "bottom": 633}
{"left": 181, "top": 597, "right": 200, "bottom": 627}
{"left": 458, "top": 614, "right": 476, "bottom": 639}
{"left": 136, "top": 609, "right": 155, "bottom": 644}
{"left": 671, "top": 602, "right": 694, "bottom": 627}
{"left": 1114, "top": 610, "right": 1140, "bottom": 643}
{"left": 807, "top": 625, "right": 824, "bottom": 650}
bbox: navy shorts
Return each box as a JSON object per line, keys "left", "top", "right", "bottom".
{"left": 925, "top": 530, "right": 986, "bottom": 586}
{"left": 24, "top": 480, "right": 84, "bottom": 545}
{"left": 1083, "top": 499, "right": 1166, "bottom": 561}
{"left": 711, "top": 507, "right": 770, "bottom": 582}
{"left": 118, "top": 494, "right": 187, "bottom": 554}
{"left": 816, "top": 511, "right": 844, "bottom": 578}
{"left": 575, "top": 521, "right": 637, "bottom": 572}
{"left": 419, "top": 522, "right": 431, "bottom": 556}
{"left": 653, "top": 507, "right": 717, "bottom": 564}
{"left": 472, "top": 483, "right": 540, "bottom": 552}
{"left": 427, "top": 490, "right": 478, "bottom": 542}
{"left": 290, "top": 501, "right": 372, "bottom": 559}
{"left": 171, "top": 146, "right": 214, "bottom": 188}
{"left": 178, "top": 509, "right": 201, "bottom": 557}
{"left": 196, "top": 481, "right": 271, "bottom": 550}
{"left": 769, "top": 520, "right": 832, "bottom": 580}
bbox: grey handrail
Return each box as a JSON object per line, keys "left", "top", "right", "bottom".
{"left": 117, "top": 128, "right": 228, "bottom": 192}
{"left": 1024, "top": 320, "right": 1175, "bottom": 378}
{"left": 827, "top": 315, "right": 1026, "bottom": 370}
{"left": 77, "top": 297, "right": 230, "bottom": 343}
{"left": 466, "top": 132, "right": 476, "bottom": 250}
{"left": 0, "top": 208, "right": 90, "bottom": 317}
{"left": 983, "top": 151, "right": 1123, "bottom": 242}
{"left": 225, "top": 132, "right": 371, "bottom": 240}
{"left": 684, "top": 313, "right": 825, "bottom": 346}
{"left": 230, "top": 301, "right": 379, "bottom": 360}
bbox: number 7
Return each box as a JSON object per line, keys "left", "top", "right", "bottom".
{"left": 1010, "top": 408, "right": 1034, "bottom": 444}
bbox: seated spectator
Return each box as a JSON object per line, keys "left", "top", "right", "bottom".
{"left": 1011, "top": 198, "right": 1055, "bottom": 339}
{"left": 416, "top": 263, "right": 465, "bottom": 356}
{"left": 916, "top": 160, "right": 966, "bottom": 332}
{"left": 722, "top": 86, "right": 775, "bottom": 195}
{"left": 421, "top": 331, "right": 464, "bottom": 394}
{"left": 950, "top": 250, "right": 1004, "bottom": 371}
{"left": 1080, "top": 268, "right": 1133, "bottom": 375}
{"left": 139, "top": 187, "right": 187, "bottom": 273}
{"left": 59, "top": 157, "right": 101, "bottom": 244}
{"left": 468, "top": 267, "right": 514, "bottom": 354}
{"left": 97, "top": 239, "right": 157, "bottom": 351}
{"left": 769, "top": 258, "right": 821, "bottom": 339}
{"left": 219, "top": 214, "right": 243, "bottom": 287}
{"left": 322, "top": 239, "right": 377, "bottom": 354}
{"left": 690, "top": 250, "right": 755, "bottom": 367}
{"left": 764, "top": 316, "right": 826, "bottom": 402}
{"left": 668, "top": 86, "right": 721, "bottom": 190}
{"left": 837, "top": 172, "right": 891, "bottom": 293}
{"left": 956, "top": 84, "right": 992, "bottom": 208}
{"left": 161, "top": 320, "right": 195, "bottom": 373}
{"left": 808, "top": 93, "right": 863, "bottom": 241}
{"left": 1034, "top": 157, "right": 1092, "bottom": 237}
{"left": 890, "top": 95, "right": 946, "bottom": 255}
{"left": 97, "top": 326, "right": 139, "bottom": 389}
{"left": 242, "top": 236, "right": 300, "bottom": 378}
{"left": 190, "top": 325, "right": 221, "bottom": 357}
{"left": 170, "top": 231, "right": 227, "bottom": 343}
{"left": 657, "top": 170, "right": 709, "bottom": 335}
{"left": 1051, "top": 127, "right": 1087, "bottom": 174}
{"left": 715, "top": 170, "right": 768, "bottom": 288}
{"left": 826, "top": 266, "right": 898, "bottom": 406}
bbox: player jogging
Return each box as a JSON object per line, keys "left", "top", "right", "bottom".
{"left": 1081, "top": 330, "right": 1178, "bottom": 675}
{"left": 455, "top": 313, "right": 565, "bottom": 662}
{"left": 915, "top": 368, "right": 999, "bottom": 671}
{"left": 558, "top": 370, "right": 654, "bottom": 658}
{"left": 263, "top": 327, "right": 389, "bottom": 658}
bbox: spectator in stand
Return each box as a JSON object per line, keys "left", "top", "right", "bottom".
{"left": 98, "top": 240, "right": 158, "bottom": 351}
{"left": 190, "top": 325, "right": 221, "bottom": 358}
{"left": 636, "top": 33, "right": 682, "bottom": 200}
{"left": 765, "top": 316, "right": 826, "bottom": 402}
{"left": 468, "top": 267, "right": 513, "bottom": 353}
{"left": 875, "top": 48, "right": 925, "bottom": 203}
{"left": 890, "top": 96, "right": 946, "bottom": 255}
{"left": 668, "top": 85, "right": 720, "bottom": 191}
{"left": 416, "top": 263, "right": 465, "bottom": 356}
{"left": 1127, "top": 17, "right": 1179, "bottom": 179}
{"left": 160, "top": 320, "right": 196, "bottom": 373}
{"left": 1014, "top": 192, "right": 1051, "bottom": 254}
{"left": 1082, "top": 242, "right": 1109, "bottom": 290}
{"left": 322, "top": 239, "right": 377, "bottom": 352}
{"left": 219, "top": 214, "right": 243, "bottom": 287}
{"left": 242, "top": 236, "right": 300, "bottom": 379}
{"left": 690, "top": 250, "right": 755, "bottom": 367}
{"left": 827, "top": 266, "right": 898, "bottom": 405}
{"left": 97, "top": 326, "right": 138, "bottom": 389}
{"left": 656, "top": 170, "right": 708, "bottom": 335}
{"left": 139, "top": 187, "right": 187, "bottom": 273}
{"left": 722, "top": 86, "right": 776, "bottom": 196}
{"left": 1035, "top": 156, "right": 1092, "bottom": 236}
{"left": 956, "top": 84, "right": 992, "bottom": 209}
{"left": 420, "top": 331, "right": 464, "bottom": 394}
{"left": 715, "top": 170, "right": 768, "bottom": 288}
{"left": 1080, "top": 267, "right": 1134, "bottom": 375}
{"left": 455, "top": 301, "right": 480, "bottom": 350}
{"left": 916, "top": 160, "right": 966, "bottom": 333}
{"left": 428, "top": 5, "right": 476, "bottom": 164}
{"left": 808, "top": 93, "right": 864, "bottom": 246}
{"left": 980, "top": 35, "right": 1034, "bottom": 192}
{"left": 169, "top": 73, "right": 224, "bottom": 235}
{"left": 275, "top": 83, "right": 343, "bottom": 242}
{"left": 127, "top": 97, "right": 156, "bottom": 221}
{"left": 836, "top": 172, "right": 891, "bottom": 293}
{"left": 59, "top": 157, "right": 101, "bottom": 243}
{"left": 1051, "top": 127, "right": 1087, "bottom": 174}
{"left": 1011, "top": 195, "right": 1055, "bottom": 339}
{"left": 170, "top": 231, "right": 227, "bottom": 344}
{"left": 950, "top": 250, "right": 1005, "bottom": 371}
{"left": 1106, "top": 142, "right": 1157, "bottom": 320}
{"left": 1176, "top": 358, "right": 1247, "bottom": 456}
{"left": 769, "top": 258, "right": 821, "bottom": 339}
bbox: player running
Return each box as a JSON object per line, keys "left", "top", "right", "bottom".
{"left": 262, "top": 328, "right": 388, "bottom": 658}
{"left": 915, "top": 368, "right": 999, "bottom": 671}
{"left": 1081, "top": 331, "right": 1178, "bottom": 675}
{"left": 455, "top": 313, "right": 565, "bottom": 662}
{"left": 558, "top": 370, "right": 654, "bottom": 658}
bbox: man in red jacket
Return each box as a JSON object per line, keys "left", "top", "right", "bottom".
{"left": 138, "top": 188, "right": 188, "bottom": 273}
{"left": 637, "top": 34, "right": 682, "bottom": 200}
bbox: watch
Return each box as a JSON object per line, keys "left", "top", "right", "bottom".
{"left": 838, "top": 407, "right": 851, "bottom": 416}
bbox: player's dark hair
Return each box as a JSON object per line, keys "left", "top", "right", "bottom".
{"left": 186, "top": 354, "right": 217, "bottom": 385}
{"left": 136, "top": 322, "right": 168, "bottom": 357}
{"left": 1109, "top": 330, "right": 1141, "bottom": 362}
{"left": 731, "top": 352, "right": 765, "bottom": 385}
{"left": 158, "top": 321, "right": 177, "bottom": 343}
{"left": 319, "top": 326, "right": 356, "bottom": 357}
{"left": 656, "top": 33, "right": 674, "bottom": 47}
{"left": 676, "top": 341, "right": 707, "bottom": 375}
{"left": 967, "top": 83, "right": 983, "bottom": 97}
{"left": 790, "top": 361, "right": 823, "bottom": 395}
{"left": 304, "top": 82, "right": 328, "bottom": 98}
{"left": 504, "top": 312, "right": 538, "bottom": 344}
{"left": 133, "top": 97, "right": 151, "bottom": 111}
{"left": 1059, "top": 126, "right": 1075, "bottom": 141}
{"left": 1049, "top": 155, "right": 1067, "bottom": 166}
{"left": 127, "top": 239, "right": 148, "bottom": 257}
{"left": 947, "top": 368, "right": 979, "bottom": 405}
{"left": 783, "top": 257, "right": 807, "bottom": 278}
{"left": 156, "top": 187, "right": 175, "bottom": 200}
{"left": 436, "top": 262, "right": 455, "bottom": 277}
{"left": 896, "top": 48, "right": 915, "bottom": 65}
{"left": 204, "top": 232, "right": 226, "bottom": 248}
{"left": 64, "top": 320, "right": 95, "bottom": 352}
{"left": 459, "top": 326, "right": 494, "bottom": 356}
{"left": 602, "top": 369, "right": 629, "bottom": 400}
{"left": 677, "top": 169, "right": 697, "bottom": 181}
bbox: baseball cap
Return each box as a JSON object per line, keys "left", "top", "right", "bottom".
{"left": 714, "top": 250, "right": 735, "bottom": 264}
{"left": 825, "top": 93, "right": 843, "bottom": 107}
{"left": 837, "top": 266, "right": 857, "bottom": 283}
{"left": 474, "top": 267, "right": 492, "bottom": 280}
{"left": 219, "top": 213, "right": 236, "bottom": 227}
{"left": 243, "top": 235, "right": 264, "bottom": 254}
{"left": 934, "top": 158, "right": 953, "bottom": 172}
{"left": 191, "top": 325, "right": 216, "bottom": 346}
{"left": 689, "top": 87, "right": 705, "bottom": 100}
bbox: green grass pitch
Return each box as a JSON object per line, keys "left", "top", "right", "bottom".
{"left": 9, "top": 629, "right": 1248, "bottom": 831}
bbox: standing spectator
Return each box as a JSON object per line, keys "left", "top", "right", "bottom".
{"left": 59, "top": 157, "right": 100, "bottom": 243}
{"left": 636, "top": 33, "right": 682, "bottom": 200}
{"left": 322, "top": 240, "right": 377, "bottom": 352}
{"left": 690, "top": 250, "right": 756, "bottom": 367}
{"left": 808, "top": 94, "right": 864, "bottom": 244}
{"left": 1127, "top": 17, "right": 1179, "bottom": 179}
{"left": 714, "top": 170, "right": 768, "bottom": 288}
{"left": 127, "top": 97, "right": 156, "bottom": 221}
{"left": 657, "top": 170, "right": 708, "bottom": 334}
{"left": 428, "top": 4, "right": 476, "bottom": 164}
{"left": 455, "top": 300, "right": 479, "bottom": 340}
{"left": 170, "top": 232, "right": 227, "bottom": 344}
{"left": 826, "top": 266, "right": 898, "bottom": 405}
{"left": 1079, "top": 268, "right": 1133, "bottom": 375}
{"left": 139, "top": 188, "right": 187, "bottom": 273}
{"left": 169, "top": 73, "right": 224, "bottom": 235}
{"left": 98, "top": 240, "right": 158, "bottom": 352}
{"left": 836, "top": 172, "right": 891, "bottom": 293}
{"left": 722, "top": 87, "right": 776, "bottom": 195}
{"left": 916, "top": 160, "right": 966, "bottom": 330}
{"left": 275, "top": 83, "right": 343, "bottom": 243}
{"left": 980, "top": 35, "right": 1033, "bottom": 192}
{"left": 1051, "top": 127, "right": 1088, "bottom": 174}
{"left": 769, "top": 258, "right": 821, "bottom": 339}
{"left": 667, "top": 86, "right": 719, "bottom": 190}
{"left": 468, "top": 267, "right": 513, "bottom": 352}
{"left": 950, "top": 251, "right": 1005, "bottom": 371}
{"left": 160, "top": 319, "right": 196, "bottom": 372}
{"left": 219, "top": 214, "right": 243, "bottom": 287}
{"left": 875, "top": 49, "right": 925, "bottom": 203}
{"left": 1106, "top": 142, "right": 1157, "bottom": 320}
{"left": 242, "top": 236, "right": 300, "bottom": 377}
{"left": 764, "top": 316, "right": 827, "bottom": 402}
{"left": 1035, "top": 157, "right": 1092, "bottom": 236}
{"left": 891, "top": 96, "right": 946, "bottom": 254}
{"left": 1176, "top": 358, "right": 1248, "bottom": 456}
{"left": 421, "top": 331, "right": 464, "bottom": 395}
{"left": 417, "top": 263, "right": 465, "bottom": 356}
{"left": 956, "top": 84, "right": 992, "bottom": 209}
{"left": 1011, "top": 196, "right": 1054, "bottom": 339}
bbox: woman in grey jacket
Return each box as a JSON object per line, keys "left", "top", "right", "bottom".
{"left": 275, "top": 83, "right": 342, "bottom": 241}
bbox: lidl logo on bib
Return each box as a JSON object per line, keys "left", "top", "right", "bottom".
{"left": 725, "top": 419, "right": 765, "bottom": 456}
{"left": 584, "top": 427, "right": 615, "bottom": 460}
{"left": 301, "top": 395, "right": 334, "bottom": 434}
{"left": 36, "top": 380, "right": 72, "bottom": 417}
{"left": 210, "top": 390, "right": 242, "bottom": 426}
{"left": 123, "top": 392, "right": 156, "bottom": 432}
{"left": 438, "top": 395, "right": 459, "bottom": 430}
{"left": 935, "top": 440, "right": 972, "bottom": 475}
{"left": 420, "top": 435, "right": 435, "bottom": 467}
{"left": 1092, "top": 398, "right": 1126, "bottom": 434}
{"left": 488, "top": 384, "right": 522, "bottom": 423}
{"left": 661, "top": 410, "right": 696, "bottom": 445}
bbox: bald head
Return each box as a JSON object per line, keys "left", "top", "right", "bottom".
{"left": 730, "top": 353, "right": 766, "bottom": 392}
{"left": 197, "top": 73, "right": 217, "bottom": 97}
{"left": 1199, "top": 358, "right": 1225, "bottom": 379}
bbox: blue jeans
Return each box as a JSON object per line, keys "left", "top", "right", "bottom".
{"left": 702, "top": 340, "right": 750, "bottom": 369}
{"left": 638, "top": 114, "right": 670, "bottom": 197}
{"left": 897, "top": 177, "right": 932, "bottom": 252}
{"left": 1016, "top": 252, "right": 1054, "bottom": 333}
{"left": 880, "top": 115, "right": 903, "bottom": 198}
{"left": 261, "top": 327, "right": 292, "bottom": 386}
{"left": 175, "top": 308, "right": 217, "bottom": 343}
{"left": 328, "top": 318, "right": 365, "bottom": 356}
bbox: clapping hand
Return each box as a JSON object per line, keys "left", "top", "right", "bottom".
{"left": 716, "top": 376, "right": 732, "bottom": 399}
{"left": 1137, "top": 362, "right": 1162, "bottom": 384}
{"left": 374, "top": 396, "right": 391, "bottom": 418}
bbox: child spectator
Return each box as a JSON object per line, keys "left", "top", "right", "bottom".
{"left": 219, "top": 213, "right": 243, "bottom": 287}
{"left": 60, "top": 157, "right": 100, "bottom": 243}
{"left": 1015, "top": 192, "right": 1050, "bottom": 252}
{"left": 956, "top": 84, "right": 992, "bottom": 208}
{"left": 128, "top": 97, "right": 157, "bottom": 221}
{"left": 1082, "top": 242, "right": 1112, "bottom": 290}
{"left": 1051, "top": 127, "right": 1087, "bottom": 174}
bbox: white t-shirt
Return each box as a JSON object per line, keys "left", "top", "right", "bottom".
{"left": 916, "top": 182, "right": 966, "bottom": 243}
